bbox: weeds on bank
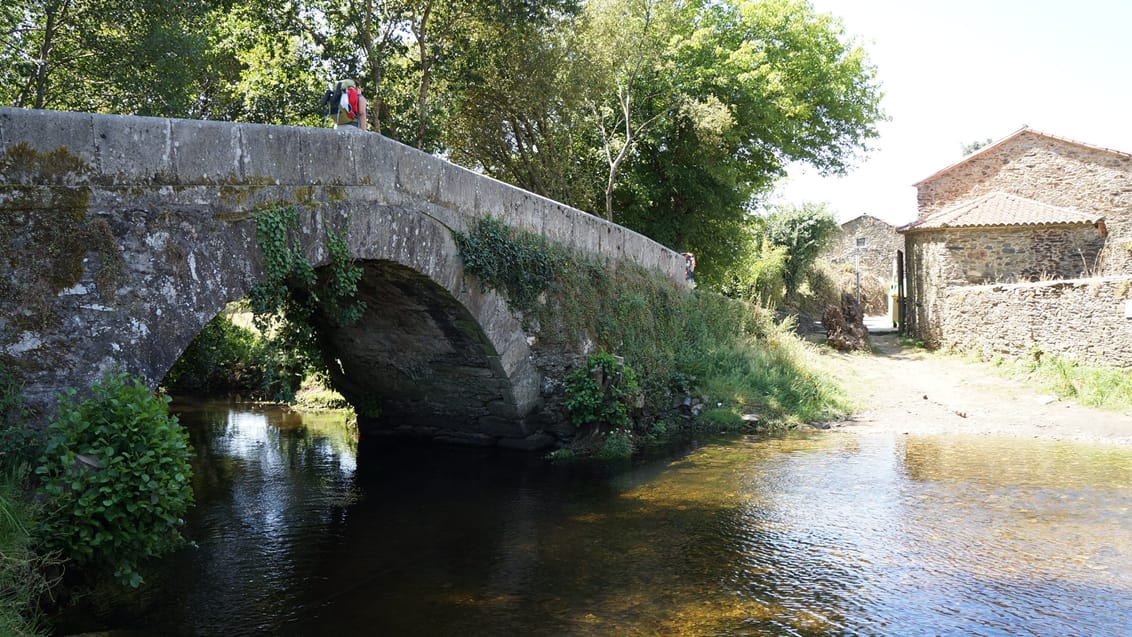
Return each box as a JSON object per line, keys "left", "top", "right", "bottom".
{"left": 457, "top": 217, "right": 851, "bottom": 455}
{"left": 0, "top": 365, "right": 53, "bottom": 637}
{"left": 0, "top": 470, "right": 54, "bottom": 637}
{"left": 999, "top": 349, "right": 1132, "bottom": 412}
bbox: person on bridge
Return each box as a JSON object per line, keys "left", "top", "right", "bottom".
{"left": 322, "top": 79, "right": 368, "bottom": 132}
{"left": 683, "top": 252, "right": 696, "bottom": 288}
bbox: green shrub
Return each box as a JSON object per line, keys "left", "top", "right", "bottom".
{"left": 756, "top": 202, "right": 840, "bottom": 298}
{"left": 564, "top": 353, "right": 641, "bottom": 429}
{"left": 544, "top": 448, "right": 577, "bottom": 462}
{"left": 36, "top": 372, "right": 194, "bottom": 588}
{"left": 249, "top": 205, "right": 366, "bottom": 402}
{"left": 596, "top": 428, "right": 634, "bottom": 460}
{"left": 722, "top": 240, "right": 788, "bottom": 309}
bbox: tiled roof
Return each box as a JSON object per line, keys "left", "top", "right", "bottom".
{"left": 914, "top": 127, "right": 1132, "bottom": 187}
{"left": 898, "top": 192, "right": 1103, "bottom": 233}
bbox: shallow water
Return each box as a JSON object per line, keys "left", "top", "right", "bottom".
{"left": 68, "top": 401, "right": 1132, "bottom": 636}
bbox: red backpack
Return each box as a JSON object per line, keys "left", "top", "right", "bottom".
{"left": 327, "top": 80, "right": 359, "bottom": 124}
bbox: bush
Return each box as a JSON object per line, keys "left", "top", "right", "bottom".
{"left": 249, "top": 205, "right": 366, "bottom": 403}
{"left": 748, "top": 203, "right": 840, "bottom": 306}
{"left": 453, "top": 216, "right": 565, "bottom": 312}
{"left": 564, "top": 353, "right": 641, "bottom": 429}
{"left": 36, "top": 372, "right": 194, "bottom": 588}
{"left": 596, "top": 428, "right": 634, "bottom": 460}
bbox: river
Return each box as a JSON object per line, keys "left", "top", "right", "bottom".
{"left": 59, "top": 400, "right": 1132, "bottom": 636}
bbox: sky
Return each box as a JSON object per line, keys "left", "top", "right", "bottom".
{"left": 773, "top": 0, "right": 1132, "bottom": 226}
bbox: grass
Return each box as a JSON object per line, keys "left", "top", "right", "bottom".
{"left": 291, "top": 375, "right": 351, "bottom": 412}
{"left": 998, "top": 353, "right": 1132, "bottom": 412}
{"left": 452, "top": 217, "right": 856, "bottom": 455}
{"left": 0, "top": 471, "right": 53, "bottom": 637}
{"left": 694, "top": 326, "right": 852, "bottom": 428}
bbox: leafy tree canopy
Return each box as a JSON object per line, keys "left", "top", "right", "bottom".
{"left": 1, "top": 0, "right": 884, "bottom": 289}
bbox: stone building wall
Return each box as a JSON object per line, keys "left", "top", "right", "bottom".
{"left": 824, "top": 214, "right": 903, "bottom": 286}
{"left": 903, "top": 225, "right": 1106, "bottom": 344}
{"left": 937, "top": 276, "right": 1132, "bottom": 368}
{"left": 922, "top": 224, "right": 1103, "bottom": 286}
{"left": 915, "top": 131, "right": 1132, "bottom": 275}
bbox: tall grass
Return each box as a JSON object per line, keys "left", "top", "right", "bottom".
{"left": 0, "top": 471, "right": 52, "bottom": 637}
{"left": 1006, "top": 352, "right": 1132, "bottom": 411}
{"left": 450, "top": 217, "right": 851, "bottom": 436}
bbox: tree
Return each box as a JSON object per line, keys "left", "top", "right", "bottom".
{"left": 961, "top": 137, "right": 994, "bottom": 156}
{"left": 0, "top": 0, "right": 326, "bottom": 123}
{"left": 611, "top": 0, "right": 885, "bottom": 285}
{"left": 442, "top": 7, "right": 598, "bottom": 206}
{"left": 757, "top": 201, "right": 839, "bottom": 296}
{"left": 579, "top": 0, "right": 690, "bottom": 221}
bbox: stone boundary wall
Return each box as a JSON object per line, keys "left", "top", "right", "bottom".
{"left": 938, "top": 276, "right": 1132, "bottom": 368}
{"left": 0, "top": 107, "right": 686, "bottom": 284}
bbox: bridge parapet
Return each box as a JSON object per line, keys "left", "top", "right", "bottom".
{"left": 0, "top": 107, "right": 683, "bottom": 278}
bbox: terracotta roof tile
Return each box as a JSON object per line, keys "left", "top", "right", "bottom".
{"left": 898, "top": 192, "right": 1103, "bottom": 233}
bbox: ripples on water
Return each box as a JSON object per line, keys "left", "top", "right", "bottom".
{"left": 78, "top": 403, "right": 1132, "bottom": 636}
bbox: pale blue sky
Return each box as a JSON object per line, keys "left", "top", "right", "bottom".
{"left": 775, "top": 0, "right": 1132, "bottom": 225}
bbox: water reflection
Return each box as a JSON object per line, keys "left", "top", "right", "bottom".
{"left": 80, "top": 404, "right": 1132, "bottom": 636}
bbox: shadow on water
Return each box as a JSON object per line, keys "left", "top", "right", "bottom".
{"left": 52, "top": 402, "right": 1132, "bottom": 636}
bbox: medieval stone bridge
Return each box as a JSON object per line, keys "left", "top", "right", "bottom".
{"left": 0, "top": 107, "right": 684, "bottom": 448}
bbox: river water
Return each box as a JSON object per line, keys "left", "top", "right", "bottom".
{"left": 66, "top": 400, "right": 1132, "bottom": 636}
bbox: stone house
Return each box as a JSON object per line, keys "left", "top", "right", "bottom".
{"left": 899, "top": 127, "right": 1132, "bottom": 365}
{"left": 822, "top": 214, "right": 902, "bottom": 314}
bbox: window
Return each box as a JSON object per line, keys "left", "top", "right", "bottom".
{"left": 856, "top": 237, "right": 867, "bottom": 248}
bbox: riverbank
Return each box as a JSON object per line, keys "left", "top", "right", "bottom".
{"left": 815, "top": 334, "right": 1132, "bottom": 446}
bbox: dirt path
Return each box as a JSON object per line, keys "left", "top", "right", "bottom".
{"left": 816, "top": 333, "right": 1132, "bottom": 446}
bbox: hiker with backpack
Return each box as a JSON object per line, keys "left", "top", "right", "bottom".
{"left": 321, "top": 79, "right": 368, "bottom": 131}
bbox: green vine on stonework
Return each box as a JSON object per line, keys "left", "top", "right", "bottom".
{"left": 453, "top": 216, "right": 566, "bottom": 313}
{"left": 250, "top": 204, "right": 365, "bottom": 328}
{"left": 248, "top": 205, "right": 366, "bottom": 400}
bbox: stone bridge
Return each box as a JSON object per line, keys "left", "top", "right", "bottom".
{"left": 0, "top": 107, "right": 684, "bottom": 448}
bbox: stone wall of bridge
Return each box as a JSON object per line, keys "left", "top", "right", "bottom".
{"left": 0, "top": 107, "right": 685, "bottom": 448}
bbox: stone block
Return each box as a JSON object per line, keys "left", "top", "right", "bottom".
{"left": 352, "top": 134, "right": 400, "bottom": 204}
{"left": 299, "top": 127, "right": 358, "bottom": 185}
{"left": 475, "top": 174, "right": 511, "bottom": 221}
{"left": 570, "top": 210, "right": 605, "bottom": 255}
{"left": 171, "top": 118, "right": 241, "bottom": 185}
{"left": 476, "top": 415, "right": 525, "bottom": 438}
{"left": 95, "top": 113, "right": 173, "bottom": 185}
{"left": 506, "top": 189, "right": 545, "bottom": 236}
{"left": 0, "top": 108, "right": 97, "bottom": 184}
{"left": 237, "top": 123, "right": 304, "bottom": 184}
{"left": 393, "top": 141, "right": 440, "bottom": 203}
{"left": 541, "top": 203, "right": 576, "bottom": 247}
{"left": 601, "top": 222, "right": 627, "bottom": 261}
{"left": 435, "top": 162, "right": 480, "bottom": 225}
